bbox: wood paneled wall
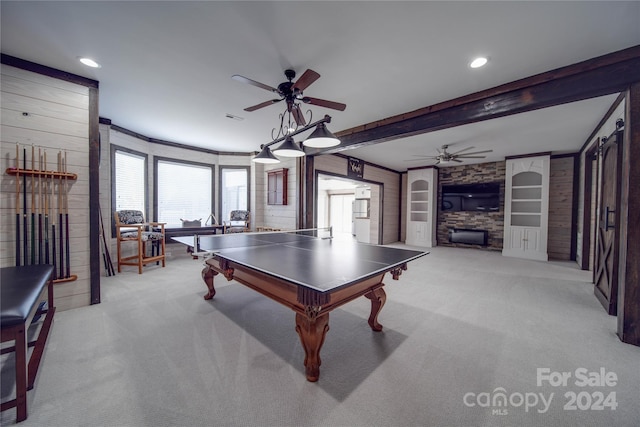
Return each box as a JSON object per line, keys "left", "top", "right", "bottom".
{"left": 1, "top": 64, "right": 92, "bottom": 311}
{"left": 254, "top": 158, "right": 298, "bottom": 231}
{"left": 548, "top": 156, "right": 575, "bottom": 260}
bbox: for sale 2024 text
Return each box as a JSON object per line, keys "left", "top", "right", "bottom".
{"left": 537, "top": 367, "right": 618, "bottom": 411}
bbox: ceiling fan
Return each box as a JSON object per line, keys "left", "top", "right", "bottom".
{"left": 407, "top": 144, "right": 493, "bottom": 165}
{"left": 232, "top": 69, "right": 346, "bottom": 126}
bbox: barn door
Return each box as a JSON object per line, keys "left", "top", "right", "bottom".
{"left": 594, "top": 126, "right": 623, "bottom": 315}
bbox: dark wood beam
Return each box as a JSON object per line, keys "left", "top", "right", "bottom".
{"left": 1, "top": 54, "right": 99, "bottom": 88}
{"left": 617, "top": 83, "right": 640, "bottom": 346}
{"left": 312, "top": 45, "right": 640, "bottom": 154}
{"left": 89, "top": 87, "right": 101, "bottom": 304}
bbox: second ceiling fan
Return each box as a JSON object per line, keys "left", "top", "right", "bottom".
{"left": 408, "top": 144, "right": 493, "bottom": 165}
{"left": 232, "top": 69, "right": 346, "bottom": 126}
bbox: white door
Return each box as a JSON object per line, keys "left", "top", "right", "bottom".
{"left": 329, "top": 194, "right": 355, "bottom": 238}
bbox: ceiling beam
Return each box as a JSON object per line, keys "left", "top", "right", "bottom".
{"left": 312, "top": 45, "right": 640, "bottom": 154}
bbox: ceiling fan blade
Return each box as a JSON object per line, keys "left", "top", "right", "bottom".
{"left": 232, "top": 74, "right": 279, "bottom": 93}
{"left": 409, "top": 154, "right": 438, "bottom": 159}
{"left": 244, "top": 99, "right": 282, "bottom": 112}
{"left": 302, "top": 97, "right": 347, "bottom": 111}
{"left": 449, "top": 146, "right": 475, "bottom": 155}
{"left": 293, "top": 69, "right": 321, "bottom": 92}
{"left": 455, "top": 150, "right": 493, "bottom": 156}
{"left": 291, "top": 104, "right": 306, "bottom": 126}
{"left": 455, "top": 155, "right": 488, "bottom": 159}
{"left": 452, "top": 159, "right": 464, "bottom": 163}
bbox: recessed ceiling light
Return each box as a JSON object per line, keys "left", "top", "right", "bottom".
{"left": 470, "top": 57, "right": 488, "bottom": 68}
{"left": 79, "top": 57, "right": 101, "bottom": 68}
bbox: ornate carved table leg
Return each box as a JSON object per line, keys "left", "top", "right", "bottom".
{"left": 295, "top": 308, "right": 330, "bottom": 382}
{"left": 201, "top": 263, "right": 218, "bottom": 300}
{"left": 364, "top": 287, "right": 386, "bottom": 331}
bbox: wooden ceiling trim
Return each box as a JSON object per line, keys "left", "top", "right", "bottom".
{"left": 314, "top": 45, "right": 640, "bottom": 154}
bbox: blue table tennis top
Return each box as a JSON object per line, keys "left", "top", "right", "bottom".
{"left": 172, "top": 233, "right": 427, "bottom": 293}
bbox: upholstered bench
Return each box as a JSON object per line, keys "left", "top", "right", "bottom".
{"left": 1, "top": 265, "right": 55, "bottom": 423}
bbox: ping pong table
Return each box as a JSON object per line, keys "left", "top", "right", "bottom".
{"left": 173, "top": 231, "right": 427, "bottom": 382}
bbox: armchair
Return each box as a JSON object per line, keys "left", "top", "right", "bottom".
{"left": 223, "top": 210, "right": 250, "bottom": 233}
{"left": 114, "top": 210, "right": 166, "bottom": 274}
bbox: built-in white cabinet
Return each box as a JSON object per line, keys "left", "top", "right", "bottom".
{"left": 406, "top": 168, "right": 437, "bottom": 247}
{"left": 354, "top": 218, "right": 370, "bottom": 243}
{"left": 502, "top": 155, "right": 550, "bottom": 261}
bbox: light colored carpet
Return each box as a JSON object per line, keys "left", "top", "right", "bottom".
{"left": 2, "top": 244, "right": 639, "bottom": 426}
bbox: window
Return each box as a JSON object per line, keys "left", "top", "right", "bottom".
{"left": 267, "top": 168, "right": 288, "bottom": 205}
{"left": 155, "top": 158, "right": 213, "bottom": 227}
{"left": 219, "top": 167, "right": 249, "bottom": 221}
{"left": 112, "top": 146, "right": 147, "bottom": 214}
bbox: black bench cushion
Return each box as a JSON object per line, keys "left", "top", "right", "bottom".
{"left": 1, "top": 265, "right": 54, "bottom": 327}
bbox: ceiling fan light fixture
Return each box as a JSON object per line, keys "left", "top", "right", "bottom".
{"left": 272, "top": 136, "right": 305, "bottom": 157}
{"left": 303, "top": 123, "right": 340, "bottom": 148}
{"left": 252, "top": 145, "right": 280, "bottom": 164}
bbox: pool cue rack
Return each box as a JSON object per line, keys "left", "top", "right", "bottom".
{"left": 6, "top": 168, "right": 78, "bottom": 181}
{"left": 6, "top": 145, "right": 78, "bottom": 284}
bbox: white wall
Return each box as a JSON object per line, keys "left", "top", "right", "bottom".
{"left": 1, "top": 64, "right": 92, "bottom": 311}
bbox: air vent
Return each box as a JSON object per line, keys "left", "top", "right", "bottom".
{"left": 225, "top": 113, "right": 244, "bottom": 121}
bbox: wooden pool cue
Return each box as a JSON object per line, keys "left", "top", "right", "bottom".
{"left": 44, "top": 151, "right": 50, "bottom": 265}
{"left": 51, "top": 156, "right": 57, "bottom": 280}
{"left": 31, "top": 145, "right": 36, "bottom": 265}
{"left": 99, "top": 206, "right": 115, "bottom": 276}
{"left": 15, "top": 144, "right": 21, "bottom": 266}
{"left": 23, "top": 146, "right": 28, "bottom": 264}
{"left": 58, "top": 151, "right": 64, "bottom": 279}
{"left": 64, "top": 151, "right": 70, "bottom": 278}
{"left": 38, "top": 148, "right": 43, "bottom": 264}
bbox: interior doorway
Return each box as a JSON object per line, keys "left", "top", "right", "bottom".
{"left": 316, "top": 173, "right": 381, "bottom": 244}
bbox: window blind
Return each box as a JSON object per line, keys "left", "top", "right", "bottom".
{"left": 157, "top": 160, "right": 212, "bottom": 227}
{"left": 115, "top": 151, "right": 145, "bottom": 212}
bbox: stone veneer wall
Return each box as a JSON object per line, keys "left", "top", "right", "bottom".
{"left": 437, "top": 161, "right": 506, "bottom": 251}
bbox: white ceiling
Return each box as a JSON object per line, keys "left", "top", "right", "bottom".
{"left": 1, "top": 1, "right": 639, "bottom": 171}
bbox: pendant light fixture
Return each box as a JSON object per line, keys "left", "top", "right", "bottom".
{"left": 252, "top": 145, "right": 280, "bottom": 164}
{"left": 303, "top": 122, "right": 340, "bottom": 148}
{"left": 252, "top": 114, "right": 339, "bottom": 164}
{"left": 272, "top": 135, "right": 305, "bottom": 157}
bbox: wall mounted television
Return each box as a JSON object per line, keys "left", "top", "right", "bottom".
{"left": 441, "top": 182, "right": 501, "bottom": 212}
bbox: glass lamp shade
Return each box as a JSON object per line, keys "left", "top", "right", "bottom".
{"left": 303, "top": 123, "right": 340, "bottom": 148}
{"left": 252, "top": 145, "right": 280, "bottom": 164}
{"left": 272, "top": 136, "right": 305, "bottom": 157}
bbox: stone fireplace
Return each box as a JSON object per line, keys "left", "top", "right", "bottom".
{"left": 437, "top": 161, "right": 506, "bottom": 251}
